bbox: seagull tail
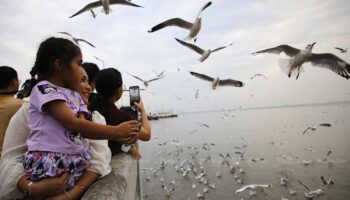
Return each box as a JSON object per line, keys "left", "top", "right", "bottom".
{"left": 183, "top": 35, "right": 192, "bottom": 41}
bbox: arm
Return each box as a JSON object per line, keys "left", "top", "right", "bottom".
{"left": 44, "top": 100, "right": 139, "bottom": 140}
{"left": 134, "top": 98, "right": 151, "bottom": 141}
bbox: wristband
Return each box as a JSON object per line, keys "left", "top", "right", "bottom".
{"left": 64, "top": 191, "right": 72, "bottom": 200}
{"left": 26, "top": 181, "right": 34, "bottom": 196}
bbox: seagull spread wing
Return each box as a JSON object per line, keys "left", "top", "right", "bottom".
{"left": 128, "top": 73, "right": 144, "bottom": 82}
{"left": 196, "top": 1, "right": 212, "bottom": 18}
{"left": 334, "top": 47, "right": 344, "bottom": 51}
{"left": 189, "top": 71, "right": 214, "bottom": 82}
{"left": 218, "top": 79, "right": 244, "bottom": 87}
{"left": 58, "top": 32, "right": 73, "bottom": 37}
{"left": 69, "top": 1, "right": 102, "bottom": 18}
{"left": 252, "top": 45, "right": 300, "bottom": 57}
{"left": 148, "top": 76, "right": 164, "bottom": 83}
{"left": 308, "top": 53, "right": 350, "bottom": 79}
{"left": 109, "top": 0, "right": 143, "bottom": 7}
{"left": 76, "top": 39, "right": 95, "bottom": 48}
{"left": 211, "top": 43, "right": 233, "bottom": 53}
{"left": 148, "top": 18, "right": 193, "bottom": 32}
{"left": 175, "top": 38, "right": 205, "bottom": 55}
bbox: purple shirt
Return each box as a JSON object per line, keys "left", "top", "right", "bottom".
{"left": 27, "top": 81, "right": 89, "bottom": 154}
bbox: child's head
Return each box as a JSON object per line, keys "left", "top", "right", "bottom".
{"left": 30, "top": 37, "right": 82, "bottom": 90}
{"left": 95, "top": 68, "right": 123, "bottom": 102}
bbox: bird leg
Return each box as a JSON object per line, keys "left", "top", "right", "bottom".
{"left": 194, "top": 37, "right": 197, "bottom": 43}
{"left": 288, "top": 68, "right": 292, "bottom": 78}
{"left": 296, "top": 67, "right": 301, "bottom": 80}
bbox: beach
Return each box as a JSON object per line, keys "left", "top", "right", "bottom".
{"left": 140, "top": 102, "right": 350, "bottom": 199}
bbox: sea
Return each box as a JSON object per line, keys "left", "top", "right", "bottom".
{"left": 139, "top": 102, "right": 350, "bottom": 200}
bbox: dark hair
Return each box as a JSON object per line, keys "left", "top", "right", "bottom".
{"left": 88, "top": 68, "right": 123, "bottom": 116}
{"left": 30, "top": 37, "right": 81, "bottom": 80}
{"left": 0, "top": 66, "right": 18, "bottom": 90}
{"left": 82, "top": 62, "right": 100, "bottom": 84}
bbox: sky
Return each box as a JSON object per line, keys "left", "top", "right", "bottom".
{"left": 1, "top": 0, "right": 350, "bottom": 113}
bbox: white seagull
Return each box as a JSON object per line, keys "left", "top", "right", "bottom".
{"left": 148, "top": 2, "right": 212, "bottom": 42}
{"left": 176, "top": 38, "right": 233, "bottom": 62}
{"left": 235, "top": 184, "right": 272, "bottom": 194}
{"left": 335, "top": 47, "right": 348, "bottom": 53}
{"left": 69, "top": 0, "right": 142, "bottom": 18}
{"left": 58, "top": 32, "right": 95, "bottom": 48}
{"left": 302, "top": 123, "right": 331, "bottom": 135}
{"left": 251, "top": 73, "right": 267, "bottom": 80}
{"left": 127, "top": 73, "right": 165, "bottom": 87}
{"left": 189, "top": 71, "right": 244, "bottom": 90}
{"left": 252, "top": 43, "right": 350, "bottom": 79}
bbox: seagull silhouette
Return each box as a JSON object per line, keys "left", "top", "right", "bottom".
{"left": 253, "top": 43, "right": 350, "bottom": 79}
{"left": 335, "top": 47, "right": 348, "bottom": 53}
{"left": 69, "top": 0, "right": 142, "bottom": 18}
{"left": 176, "top": 38, "right": 233, "bottom": 62}
{"left": 189, "top": 71, "right": 244, "bottom": 90}
{"left": 302, "top": 123, "right": 331, "bottom": 135}
{"left": 127, "top": 73, "right": 165, "bottom": 87}
{"left": 148, "top": 2, "right": 212, "bottom": 42}
{"left": 58, "top": 32, "right": 95, "bottom": 48}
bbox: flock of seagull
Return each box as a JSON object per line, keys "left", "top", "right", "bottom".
{"left": 64, "top": 0, "right": 350, "bottom": 92}
{"left": 141, "top": 117, "right": 337, "bottom": 200}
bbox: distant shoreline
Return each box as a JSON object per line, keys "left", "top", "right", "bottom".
{"left": 180, "top": 100, "right": 350, "bottom": 114}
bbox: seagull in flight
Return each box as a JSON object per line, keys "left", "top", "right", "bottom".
{"left": 251, "top": 73, "right": 267, "bottom": 80}
{"left": 302, "top": 123, "right": 331, "bottom": 135}
{"left": 189, "top": 71, "right": 244, "bottom": 90}
{"left": 127, "top": 73, "right": 165, "bottom": 87}
{"left": 69, "top": 0, "right": 143, "bottom": 18}
{"left": 58, "top": 32, "right": 95, "bottom": 48}
{"left": 252, "top": 43, "right": 350, "bottom": 79}
{"left": 93, "top": 56, "right": 105, "bottom": 68}
{"left": 235, "top": 184, "right": 272, "bottom": 194}
{"left": 153, "top": 70, "right": 165, "bottom": 78}
{"left": 148, "top": 2, "right": 212, "bottom": 42}
{"left": 335, "top": 47, "right": 348, "bottom": 53}
{"left": 176, "top": 38, "right": 233, "bottom": 62}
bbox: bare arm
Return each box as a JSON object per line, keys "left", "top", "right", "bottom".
{"left": 134, "top": 99, "right": 151, "bottom": 141}
{"left": 44, "top": 100, "right": 139, "bottom": 140}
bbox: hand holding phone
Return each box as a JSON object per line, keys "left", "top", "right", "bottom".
{"left": 129, "top": 86, "right": 140, "bottom": 107}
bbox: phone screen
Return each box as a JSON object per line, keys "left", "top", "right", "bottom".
{"left": 129, "top": 86, "right": 140, "bottom": 106}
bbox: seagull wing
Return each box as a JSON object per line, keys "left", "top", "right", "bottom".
{"left": 302, "top": 127, "right": 311, "bottom": 135}
{"left": 189, "top": 71, "right": 214, "bottom": 82}
{"left": 148, "top": 18, "right": 193, "bottom": 32}
{"left": 75, "top": 39, "right": 95, "bottom": 48}
{"left": 148, "top": 76, "right": 164, "bottom": 83}
{"left": 252, "top": 45, "right": 300, "bottom": 57}
{"left": 334, "top": 47, "right": 344, "bottom": 51}
{"left": 69, "top": 1, "right": 102, "bottom": 18}
{"left": 128, "top": 73, "right": 144, "bottom": 82}
{"left": 175, "top": 38, "right": 205, "bottom": 55}
{"left": 308, "top": 53, "right": 350, "bottom": 79}
{"left": 109, "top": 0, "right": 143, "bottom": 7}
{"left": 318, "top": 123, "right": 331, "bottom": 127}
{"left": 211, "top": 43, "right": 233, "bottom": 53}
{"left": 196, "top": 1, "right": 212, "bottom": 18}
{"left": 235, "top": 185, "right": 250, "bottom": 193}
{"left": 58, "top": 32, "right": 73, "bottom": 37}
{"left": 218, "top": 79, "right": 244, "bottom": 87}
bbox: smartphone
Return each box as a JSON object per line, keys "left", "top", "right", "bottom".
{"left": 129, "top": 86, "right": 140, "bottom": 106}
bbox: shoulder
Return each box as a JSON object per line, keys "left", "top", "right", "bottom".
{"left": 34, "top": 81, "right": 61, "bottom": 95}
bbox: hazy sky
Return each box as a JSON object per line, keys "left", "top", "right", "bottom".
{"left": 1, "top": 0, "right": 350, "bottom": 113}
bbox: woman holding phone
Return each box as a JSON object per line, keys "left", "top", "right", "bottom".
{"left": 88, "top": 68, "right": 151, "bottom": 159}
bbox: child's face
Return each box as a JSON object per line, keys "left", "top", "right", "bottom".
{"left": 65, "top": 53, "right": 83, "bottom": 91}
{"left": 78, "top": 67, "right": 91, "bottom": 104}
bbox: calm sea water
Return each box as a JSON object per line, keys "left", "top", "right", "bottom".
{"left": 139, "top": 103, "right": 350, "bottom": 200}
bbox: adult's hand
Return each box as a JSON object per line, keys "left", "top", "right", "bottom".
{"left": 116, "top": 135, "right": 138, "bottom": 144}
